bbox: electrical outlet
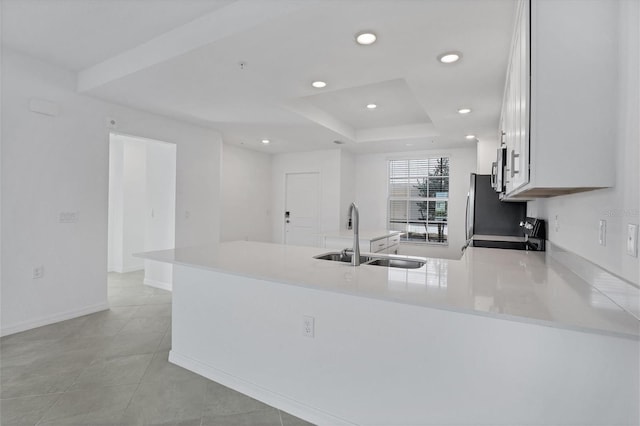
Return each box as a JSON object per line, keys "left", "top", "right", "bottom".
{"left": 302, "top": 315, "right": 315, "bottom": 338}
{"left": 627, "top": 224, "right": 638, "bottom": 257}
{"left": 32, "top": 266, "right": 44, "bottom": 279}
{"left": 598, "top": 220, "right": 606, "bottom": 246}
{"left": 59, "top": 211, "right": 79, "bottom": 223}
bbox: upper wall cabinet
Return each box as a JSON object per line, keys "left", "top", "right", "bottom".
{"left": 500, "top": 0, "right": 617, "bottom": 199}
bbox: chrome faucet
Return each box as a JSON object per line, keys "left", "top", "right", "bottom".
{"left": 348, "top": 202, "right": 360, "bottom": 266}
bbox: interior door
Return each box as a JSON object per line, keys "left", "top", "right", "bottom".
{"left": 284, "top": 172, "right": 320, "bottom": 247}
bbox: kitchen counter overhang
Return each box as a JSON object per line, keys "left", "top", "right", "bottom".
{"left": 138, "top": 241, "right": 639, "bottom": 339}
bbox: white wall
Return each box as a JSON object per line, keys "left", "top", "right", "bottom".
{"left": 123, "top": 140, "right": 147, "bottom": 272}
{"left": 108, "top": 135, "right": 147, "bottom": 273}
{"left": 108, "top": 134, "right": 176, "bottom": 285}
{"left": 527, "top": 1, "right": 639, "bottom": 285}
{"left": 144, "top": 139, "right": 177, "bottom": 290}
{"left": 107, "top": 138, "right": 124, "bottom": 272}
{"left": 220, "top": 144, "right": 272, "bottom": 243}
{"left": 355, "top": 148, "right": 477, "bottom": 259}
{"left": 1, "top": 48, "right": 222, "bottom": 336}
{"left": 271, "top": 149, "right": 342, "bottom": 244}
{"left": 476, "top": 137, "right": 499, "bottom": 175}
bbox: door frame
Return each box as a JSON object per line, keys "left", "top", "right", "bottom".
{"left": 107, "top": 131, "right": 177, "bottom": 289}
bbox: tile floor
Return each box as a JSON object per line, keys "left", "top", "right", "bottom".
{"left": 1, "top": 271, "right": 313, "bottom": 426}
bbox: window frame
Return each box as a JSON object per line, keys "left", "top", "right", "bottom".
{"left": 387, "top": 156, "right": 450, "bottom": 246}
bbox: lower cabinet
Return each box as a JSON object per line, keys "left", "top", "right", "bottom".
{"left": 386, "top": 234, "right": 401, "bottom": 254}
{"left": 324, "top": 233, "right": 401, "bottom": 254}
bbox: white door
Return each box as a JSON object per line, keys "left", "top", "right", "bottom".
{"left": 284, "top": 172, "right": 320, "bottom": 247}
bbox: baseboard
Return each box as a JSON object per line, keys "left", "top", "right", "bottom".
{"left": 111, "top": 264, "right": 144, "bottom": 274}
{"left": 168, "top": 351, "right": 356, "bottom": 426}
{"left": 122, "top": 264, "right": 144, "bottom": 273}
{"left": 144, "top": 277, "right": 172, "bottom": 292}
{"left": 1, "top": 302, "right": 110, "bottom": 337}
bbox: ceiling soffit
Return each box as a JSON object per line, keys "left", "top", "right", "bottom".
{"left": 285, "top": 78, "right": 438, "bottom": 144}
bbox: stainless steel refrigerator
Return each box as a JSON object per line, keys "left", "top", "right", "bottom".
{"left": 464, "top": 174, "right": 527, "bottom": 250}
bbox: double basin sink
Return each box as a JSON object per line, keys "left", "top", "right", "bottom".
{"left": 314, "top": 251, "right": 426, "bottom": 269}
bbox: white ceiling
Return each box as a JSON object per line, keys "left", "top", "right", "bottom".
{"left": 300, "top": 78, "right": 432, "bottom": 130}
{"left": 1, "top": 0, "right": 517, "bottom": 155}
{"left": 1, "top": 0, "right": 235, "bottom": 70}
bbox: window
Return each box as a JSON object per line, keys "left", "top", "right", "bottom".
{"left": 388, "top": 157, "right": 449, "bottom": 244}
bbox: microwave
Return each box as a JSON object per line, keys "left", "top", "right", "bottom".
{"left": 491, "top": 147, "right": 507, "bottom": 193}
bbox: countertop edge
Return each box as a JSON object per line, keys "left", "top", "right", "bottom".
{"left": 137, "top": 248, "right": 639, "bottom": 342}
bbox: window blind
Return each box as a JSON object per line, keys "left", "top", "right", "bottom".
{"left": 388, "top": 157, "right": 449, "bottom": 244}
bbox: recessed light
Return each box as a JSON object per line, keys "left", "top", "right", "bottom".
{"left": 438, "top": 51, "right": 462, "bottom": 64}
{"left": 366, "top": 103, "right": 377, "bottom": 109}
{"left": 311, "top": 81, "right": 327, "bottom": 88}
{"left": 261, "top": 139, "right": 270, "bottom": 144}
{"left": 458, "top": 108, "right": 472, "bottom": 114}
{"left": 405, "top": 143, "right": 414, "bottom": 147}
{"left": 465, "top": 134, "right": 476, "bottom": 140}
{"left": 355, "top": 31, "right": 377, "bottom": 45}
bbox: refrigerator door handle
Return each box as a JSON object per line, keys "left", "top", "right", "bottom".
{"left": 464, "top": 193, "right": 470, "bottom": 241}
{"left": 463, "top": 192, "right": 471, "bottom": 252}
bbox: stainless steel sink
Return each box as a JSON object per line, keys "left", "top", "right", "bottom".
{"left": 314, "top": 252, "right": 426, "bottom": 269}
{"left": 314, "top": 252, "right": 375, "bottom": 264}
{"left": 366, "top": 258, "right": 426, "bottom": 269}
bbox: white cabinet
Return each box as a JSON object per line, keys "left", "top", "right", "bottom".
{"left": 324, "top": 231, "right": 401, "bottom": 254}
{"left": 386, "top": 233, "right": 401, "bottom": 254}
{"left": 369, "top": 235, "right": 400, "bottom": 254}
{"left": 500, "top": 0, "right": 616, "bottom": 199}
{"left": 370, "top": 236, "right": 389, "bottom": 253}
{"left": 502, "top": 0, "right": 530, "bottom": 195}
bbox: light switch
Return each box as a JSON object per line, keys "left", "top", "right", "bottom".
{"left": 627, "top": 224, "right": 638, "bottom": 257}
{"left": 302, "top": 315, "right": 315, "bottom": 338}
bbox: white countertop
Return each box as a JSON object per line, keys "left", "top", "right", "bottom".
{"left": 138, "top": 241, "right": 639, "bottom": 339}
{"left": 323, "top": 229, "right": 402, "bottom": 241}
{"left": 473, "top": 234, "right": 526, "bottom": 242}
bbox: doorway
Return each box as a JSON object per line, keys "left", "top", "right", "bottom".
{"left": 107, "top": 133, "right": 176, "bottom": 290}
{"left": 284, "top": 172, "right": 320, "bottom": 247}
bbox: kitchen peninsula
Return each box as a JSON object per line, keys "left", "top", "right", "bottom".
{"left": 138, "top": 241, "right": 639, "bottom": 426}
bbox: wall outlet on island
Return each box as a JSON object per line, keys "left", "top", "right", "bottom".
{"left": 598, "top": 220, "right": 606, "bottom": 246}
{"left": 32, "top": 266, "right": 44, "bottom": 279}
{"left": 303, "top": 315, "right": 315, "bottom": 338}
{"left": 59, "top": 211, "right": 79, "bottom": 223}
{"left": 627, "top": 224, "right": 638, "bottom": 257}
